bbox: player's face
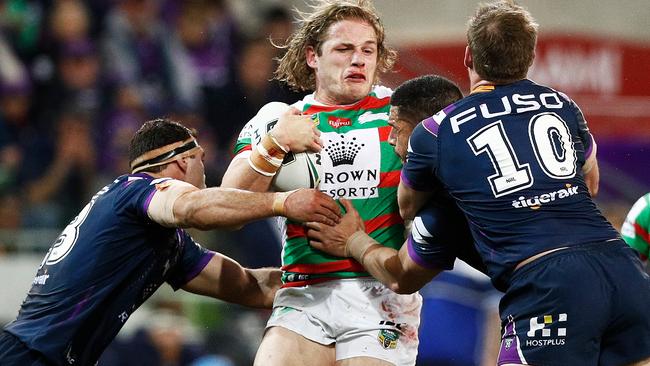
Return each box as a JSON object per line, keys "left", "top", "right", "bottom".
{"left": 388, "top": 106, "right": 415, "bottom": 162}
{"left": 183, "top": 147, "right": 206, "bottom": 189}
{"left": 307, "top": 19, "right": 378, "bottom": 105}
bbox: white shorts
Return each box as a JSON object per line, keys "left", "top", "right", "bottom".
{"left": 266, "top": 278, "right": 422, "bottom": 365}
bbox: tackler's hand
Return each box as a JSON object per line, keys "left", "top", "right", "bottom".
{"left": 274, "top": 189, "right": 341, "bottom": 225}
{"left": 306, "top": 199, "right": 365, "bottom": 257}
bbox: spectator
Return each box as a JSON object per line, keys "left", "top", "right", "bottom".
{"left": 101, "top": 0, "right": 177, "bottom": 116}
{"left": 21, "top": 107, "right": 98, "bottom": 228}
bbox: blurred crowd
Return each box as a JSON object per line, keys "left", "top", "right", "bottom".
{"left": 0, "top": 0, "right": 305, "bottom": 232}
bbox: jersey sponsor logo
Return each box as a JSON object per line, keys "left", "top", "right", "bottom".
{"left": 450, "top": 92, "right": 564, "bottom": 134}
{"left": 358, "top": 111, "right": 388, "bottom": 124}
{"left": 511, "top": 184, "right": 579, "bottom": 210}
{"left": 525, "top": 313, "right": 567, "bottom": 347}
{"left": 32, "top": 274, "right": 49, "bottom": 285}
{"left": 324, "top": 134, "right": 364, "bottom": 166}
{"left": 320, "top": 129, "right": 381, "bottom": 199}
{"left": 327, "top": 115, "right": 352, "bottom": 128}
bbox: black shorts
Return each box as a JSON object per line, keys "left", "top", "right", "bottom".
{"left": 497, "top": 240, "right": 650, "bottom": 366}
{"left": 0, "top": 331, "right": 54, "bottom": 366}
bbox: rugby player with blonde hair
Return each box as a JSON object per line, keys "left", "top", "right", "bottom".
{"left": 222, "top": 1, "right": 421, "bottom": 365}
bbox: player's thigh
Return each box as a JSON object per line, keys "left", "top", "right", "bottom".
{"left": 337, "top": 356, "right": 395, "bottom": 366}
{"left": 254, "top": 326, "right": 335, "bottom": 366}
{"left": 498, "top": 249, "right": 609, "bottom": 366}
{"left": 599, "top": 244, "right": 650, "bottom": 366}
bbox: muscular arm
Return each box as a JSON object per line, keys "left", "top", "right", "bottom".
{"left": 148, "top": 180, "right": 340, "bottom": 230}
{"left": 351, "top": 235, "right": 442, "bottom": 294}
{"left": 398, "top": 182, "right": 431, "bottom": 220}
{"left": 221, "top": 156, "right": 274, "bottom": 192}
{"left": 307, "top": 200, "right": 441, "bottom": 294}
{"left": 182, "top": 254, "right": 281, "bottom": 308}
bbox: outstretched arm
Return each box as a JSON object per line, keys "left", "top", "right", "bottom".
{"left": 148, "top": 180, "right": 341, "bottom": 230}
{"left": 397, "top": 182, "right": 432, "bottom": 220}
{"left": 182, "top": 253, "right": 281, "bottom": 309}
{"left": 306, "top": 200, "right": 440, "bottom": 294}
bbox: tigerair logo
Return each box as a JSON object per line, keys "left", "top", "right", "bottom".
{"left": 511, "top": 184, "right": 579, "bottom": 210}
{"left": 526, "top": 313, "right": 567, "bottom": 347}
{"left": 324, "top": 134, "right": 365, "bottom": 166}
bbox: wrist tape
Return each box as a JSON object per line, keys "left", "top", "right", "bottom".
{"left": 272, "top": 191, "right": 293, "bottom": 216}
{"left": 248, "top": 134, "right": 287, "bottom": 176}
{"left": 345, "top": 231, "right": 378, "bottom": 266}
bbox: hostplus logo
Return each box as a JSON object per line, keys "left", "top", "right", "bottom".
{"left": 324, "top": 134, "right": 365, "bottom": 166}
{"left": 526, "top": 313, "right": 567, "bottom": 347}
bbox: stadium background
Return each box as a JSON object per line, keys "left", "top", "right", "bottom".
{"left": 0, "top": 0, "right": 647, "bottom": 365}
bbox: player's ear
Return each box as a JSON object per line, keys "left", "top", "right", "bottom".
{"left": 306, "top": 45, "right": 318, "bottom": 69}
{"left": 464, "top": 46, "right": 473, "bottom": 69}
{"left": 175, "top": 157, "right": 188, "bottom": 174}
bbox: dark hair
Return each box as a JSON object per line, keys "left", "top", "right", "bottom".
{"left": 128, "top": 118, "right": 194, "bottom": 170}
{"left": 391, "top": 75, "right": 463, "bottom": 124}
{"left": 467, "top": 0, "right": 538, "bottom": 83}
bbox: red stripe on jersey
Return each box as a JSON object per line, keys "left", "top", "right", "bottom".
{"left": 288, "top": 212, "right": 402, "bottom": 242}
{"left": 304, "top": 96, "right": 390, "bottom": 114}
{"left": 378, "top": 125, "right": 391, "bottom": 141}
{"left": 379, "top": 170, "right": 400, "bottom": 188}
{"left": 635, "top": 222, "right": 650, "bottom": 246}
{"left": 282, "top": 259, "right": 365, "bottom": 274}
{"left": 286, "top": 224, "right": 307, "bottom": 239}
{"left": 365, "top": 212, "right": 403, "bottom": 233}
{"left": 281, "top": 277, "right": 344, "bottom": 288}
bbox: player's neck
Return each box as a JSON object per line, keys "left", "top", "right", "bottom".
{"left": 313, "top": 90, "right": 366, "bottom": 107}
{"left": 470, "top": 80, "right": 496, "bottom": 94}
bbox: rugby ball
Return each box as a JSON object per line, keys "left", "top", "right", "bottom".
{"left": 248, "top": 102, "right": 322, "bottom": 192}
{"left": 272, "top": 151, "right": 322, "bottom": 192}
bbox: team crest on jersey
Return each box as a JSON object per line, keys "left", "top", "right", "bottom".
{"left": 378, "top": 329, "right": 399, "bottom": 349}
{"left": 320, "top": 129, "right": 381, "bottom": 199}
{"left": 504, "top": 337, "right": 513, "bottom": 350}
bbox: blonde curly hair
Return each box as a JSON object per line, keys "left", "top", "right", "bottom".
{"left": 274, "top": 0, "right": 396, "bottom": 92}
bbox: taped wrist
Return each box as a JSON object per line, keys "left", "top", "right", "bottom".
{"left": 272, "top": 191, "right": 291, "bottom": 216}
{"left": 248, "top": 134, "right": 288, "bottom": 176}
{"left": 345, "top": 231, "right": 379, "bottom": 265}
